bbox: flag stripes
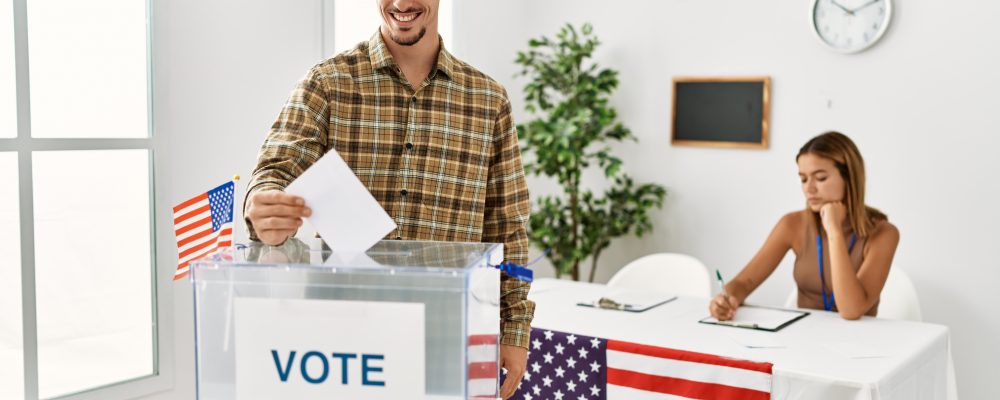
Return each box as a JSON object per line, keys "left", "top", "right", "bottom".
{"left": 172, "top": 181, "right": 235, "bottom": 280}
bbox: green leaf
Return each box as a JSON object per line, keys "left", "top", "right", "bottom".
{"left": 516, "top": 23, "right": 668, "bottom": 281}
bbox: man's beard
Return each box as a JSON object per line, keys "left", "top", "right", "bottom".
{"left": 391, "top": 27, "right": 427, "bottom": 46}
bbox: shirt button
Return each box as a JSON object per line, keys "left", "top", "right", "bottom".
{"left": 400, "top": 189, "right": 408, "bottom": 197}
{"left": 405, "top": 142, "right": 413, "bottom": 150}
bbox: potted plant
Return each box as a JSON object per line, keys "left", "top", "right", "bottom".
{"left": 515, "top": 23, "right": 666, "bottom": 282}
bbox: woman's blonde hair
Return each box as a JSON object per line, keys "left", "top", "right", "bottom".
{"left": 797, "top": 131, "right": 886, "bottom": 238}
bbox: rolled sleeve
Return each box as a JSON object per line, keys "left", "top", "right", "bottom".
{"left": 482, "top": 96, "right": 534, "bottom": 348}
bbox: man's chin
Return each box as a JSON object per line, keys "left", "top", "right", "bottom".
{"left": 391, "top": 27, "right": 427, "bottom": 46}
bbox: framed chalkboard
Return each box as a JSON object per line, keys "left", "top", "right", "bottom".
{"left": 671, "top": 76, "right": 770, "bottom": 149}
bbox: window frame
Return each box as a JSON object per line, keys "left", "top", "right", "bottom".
{"left": 2, "top": 0, "right": 173, "bottom": 398}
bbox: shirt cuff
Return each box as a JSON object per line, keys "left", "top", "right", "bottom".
{"left": 500, "top": 320, "right": 532, "bottom": 349}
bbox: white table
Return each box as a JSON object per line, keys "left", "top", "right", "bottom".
{"left": 528, "top": 278, "right": 949, "bottom": 400}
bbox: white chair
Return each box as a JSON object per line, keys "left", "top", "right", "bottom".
{"left": 783, "top": 267, "right": 957, "bottom": 399}
{"left": 877, "top": 267, "right": 924, "bottom": 321}
{"left": 607, "top": 253, "right": 711, "bottom": 298}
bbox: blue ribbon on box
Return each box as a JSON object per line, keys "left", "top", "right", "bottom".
{"left": 495, "top": 262, "right": 534, "bottom": 283}
{"left": 488, "top": 248, "right": 549, "bottom": 283}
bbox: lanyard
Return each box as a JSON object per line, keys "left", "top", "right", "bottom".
{"left": 816, "top": 233, "right": 857, "bottom": 311}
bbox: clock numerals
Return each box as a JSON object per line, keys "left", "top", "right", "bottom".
{"left": 812, "top": 0, "right": 891, "bottom": 53}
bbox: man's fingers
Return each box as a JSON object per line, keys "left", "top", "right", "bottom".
{"left": 253, "top": 190, "right": 304, "bottom": 206}
{"left": 254, "top": 216, "right": 302, "bottom": 231}
{"left": 251, "top": 204, "right": 307, "bottom": 219}
{"left": 499, "top": 372, "right": 521, "bottom": 399}
{"left": 257, "top": 230, "right": 294, "bottom": 246}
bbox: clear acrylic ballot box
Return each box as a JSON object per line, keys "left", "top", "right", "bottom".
{"left": 190, "top": 238, "right": 502, "bottom": 400}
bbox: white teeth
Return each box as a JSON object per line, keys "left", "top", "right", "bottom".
{"left": 394, "top": 13, "right": 417, "bottom": 22}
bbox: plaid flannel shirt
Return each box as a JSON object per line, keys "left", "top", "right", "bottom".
{"left": 245, "top": 32, "right": 534, "bottom": 348}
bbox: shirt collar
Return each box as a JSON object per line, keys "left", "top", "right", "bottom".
{"left": 368, "top": 29, "right": 455, "bottom": 80}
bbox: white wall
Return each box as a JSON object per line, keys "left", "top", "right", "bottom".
{"left": 145, "top": 0, "right": 998, "bottom": 399}
{"left": 456, "top": 1, "right": 999, "bottom": 398}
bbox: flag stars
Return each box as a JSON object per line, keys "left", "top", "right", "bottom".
{"left": 520, "top": 330, "right": 608, "bottom": 400}
{"left": 577, "top": 395, "right": 587, "bottom": 400}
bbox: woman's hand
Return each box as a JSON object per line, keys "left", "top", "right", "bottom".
{"left": 709, "top": 293, "right": 740, "bottom": 321}
{"left": 819, "top": 202, "right": 848, "bottom": 235}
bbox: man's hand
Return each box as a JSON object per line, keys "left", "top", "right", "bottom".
{"left": 499, "top": 344, "right": 528, "bottom": 399}
{"left": 245, "top": 190, "right": 311, "bottom": 245}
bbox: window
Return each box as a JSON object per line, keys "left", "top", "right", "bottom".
{"left": 33, "top": 150, "right": 153, "bottom": 398}
{"left": 0, "top": 152, "right": 23, "bottom": 400}
{"left": 333, "top": 0, "right": 453, "bottom": 54}
{"left": 2, "top": 0, "right": 159, "bottom": 399}
{"left": 27, "top": 0, "right": 148, "bottom": 139}
{"left": 1, "top": 0, "right": 14, "bottom": 137}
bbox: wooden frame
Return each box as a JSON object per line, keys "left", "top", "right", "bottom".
{"left": 671, "top": 76, "right": 771, "bottom": 149}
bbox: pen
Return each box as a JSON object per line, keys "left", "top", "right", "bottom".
{"left": 715, "top": 269, "right": 728, "bottom": 299}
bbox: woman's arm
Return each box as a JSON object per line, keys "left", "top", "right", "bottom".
{"left": 828, "top": 218, "right": 900, "bottom": 319}
{"left": 727, "top": 212, "right": 798, "bottom": 302}
{"left": 710, "top": 213, "right": 796, "bottom": 319}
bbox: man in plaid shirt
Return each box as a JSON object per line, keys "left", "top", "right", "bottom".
{"left": 244, "top": 1, "right": 532, "bottom": 397}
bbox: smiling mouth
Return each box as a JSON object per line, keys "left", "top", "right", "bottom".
{"left": 391, "top": 11, "right": 422, "bottom": 23}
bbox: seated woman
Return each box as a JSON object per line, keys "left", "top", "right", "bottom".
{"left": 710, "top": 131, "right": 899, "bottom": 320}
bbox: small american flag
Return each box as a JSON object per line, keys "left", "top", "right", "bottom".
{"left": 172, "top": 181, "right": 235, "bottom": 280}
{"left": 510, "top": 328, "right": 772, "bottom": 400}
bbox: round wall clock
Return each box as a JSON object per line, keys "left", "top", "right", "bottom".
{"left": 811, "top": 0, "right": 892, "bottom": 53}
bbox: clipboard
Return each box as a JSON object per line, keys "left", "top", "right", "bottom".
{"left": 699, "top": 305, "right": 809, "bottom": 332}
{"left": 576, "top": 289, "right": 677, "bottom": 313}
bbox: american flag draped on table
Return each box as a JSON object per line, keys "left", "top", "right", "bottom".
{"left": 172, "top": 180, "right": 235, "bottom": 280}
{"left": 509, "top": 328, "right": 773, "bottom": 400}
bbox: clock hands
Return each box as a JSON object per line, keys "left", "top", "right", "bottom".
{"left": 850, "top": 0, "right": 881, "bottom": 13}
{"left": 829, "top": 0, "right": 855, "bottom": 15}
